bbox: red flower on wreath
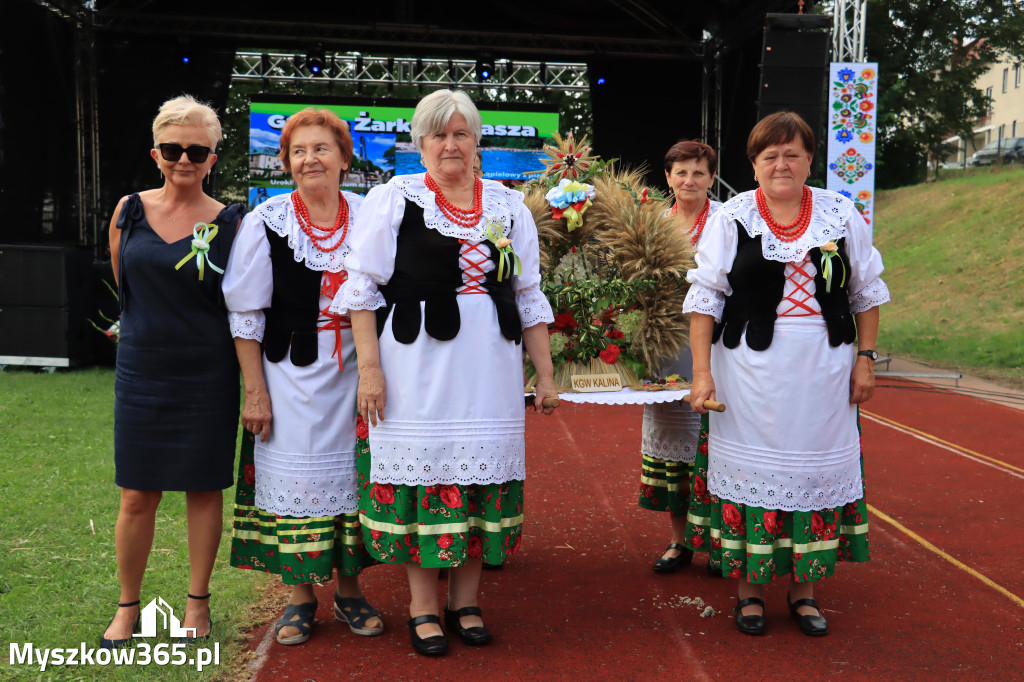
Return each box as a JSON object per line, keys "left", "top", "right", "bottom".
{"left": 439, "top": 485, "right": 463, "bottom": 509}
{"left": 722, "top": 503, "right": 743, "bottom": 530}
{"left": 553, "top": 312, "right": 576, "bottom": 330}
{"left": 243, "top": 464, "right": 256, "bottom": 486}
{"left": 467, "top": 535, "right": 483, "bottom": 559}
{"left": 437, "top": 533, "right": 454, "bottom": 549}
{"left": 810, "top": 511, "right": 825, "bottom": 536}
{"left": 763, "top": 511, "right": 780, "bottom": 535}
{"left": 355, "top": 415, "right": 369, "bottom": 440}
{"left": 599, "top": 344, "right": 621, "bottom": 364}
{"left": 371, "top": 483, "right": 395, "bottom": 505}
{"left": 606, "top": 329, "right": 624, "bottom": 339}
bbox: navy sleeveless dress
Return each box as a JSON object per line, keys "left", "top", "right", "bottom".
{"left": 114, "top": 194, "right": 245, "bottom": 491}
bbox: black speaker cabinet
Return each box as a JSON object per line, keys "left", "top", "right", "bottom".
{"left": 0, "top": 244, "right": 93, "bottom": 366}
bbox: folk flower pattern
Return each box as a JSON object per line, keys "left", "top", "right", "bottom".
{"left": 831, "top": 66, "right": 877, "bottom": 143}
{"left": 830, "top": 148, "right": 874, "bottom": 184}
{"left": 535, "top": 131, "right": 597, "bottom": 181}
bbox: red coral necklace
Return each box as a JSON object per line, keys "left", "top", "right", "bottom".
{"left": 424, "top": 173, "right": 483, "bottom": 227}
{"left": 755, "top": 186, "right": 812, "bottom": 242}
{"left": 292, "top": 190, "right": 349, "bottom": 253}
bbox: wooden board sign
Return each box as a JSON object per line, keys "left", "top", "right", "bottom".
{"left": 570, "top": 373, "right": 623, "bottom": 392}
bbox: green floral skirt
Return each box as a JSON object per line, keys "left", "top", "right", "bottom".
{"left": 359, "top": 442, "right": 524, "bottom": 568}
{"left": 229, "top": 428, "right": 375, "bottom": 584}
{"left": 684, "top": 416, "right": 870, "bottom": 584}
{"left": 638, "top": 414, "right": 709, "bottom": 516}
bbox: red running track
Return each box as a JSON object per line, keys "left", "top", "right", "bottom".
{"left": 244, "top": 378, "right": 1024, "bottom": 681}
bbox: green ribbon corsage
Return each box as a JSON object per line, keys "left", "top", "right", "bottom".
{"left": 819, "top": 240, "right": 846, "bottom": 293}
{"left": 484, "top": 218, "right": 521, "bottom": 282}
{"left": 174, "top": 222, "right": 224, "bottom": 282}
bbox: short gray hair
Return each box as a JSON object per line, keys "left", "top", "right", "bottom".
{"left": 152, "top": 94, "right": 222, "bottom": 148}
{"left": 410, "top": 89, "right": 482, "bottom": 150}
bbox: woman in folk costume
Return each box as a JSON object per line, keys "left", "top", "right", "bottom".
{"left": 332, "top": 89, "right": 558, "bottom": 656}
{"left": 685, "top": 111, "right": 888, "bottom": 636}
{"left": 223, "top": 107, "right": 382, "bottom": 646}
{"left": 640, "top": 140, "right": 724, "bottom": 576}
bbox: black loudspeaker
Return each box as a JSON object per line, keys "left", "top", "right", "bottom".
{"left": 0, "top": 244, "right": 93, "bottom": 364}
{"left": 756, "top": 28, "right": 829, "bottom": 160}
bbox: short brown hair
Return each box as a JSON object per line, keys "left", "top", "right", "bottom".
{"left": 664, "top": 140, "right": 718, "bottom": 175}
{"left": 277, "top": 107, "right": 354, "bottom": 181}
{"left": 746, "top": 111, "right": 815, "bottom": 163}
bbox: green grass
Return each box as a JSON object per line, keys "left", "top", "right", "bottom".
{"left": 0, "top": 367, "right": 272, "bottom": 681}
{"left": 873, "top": 164, "right": 1024, "bottom": 387}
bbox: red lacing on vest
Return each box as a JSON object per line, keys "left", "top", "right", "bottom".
{"left": 778, "top": 256, "right": 820, "bottom": 317}
{"left": 318, "top": 271, "right": 352, "bottom": 370}
{"left": 457, "top": 240, "right": 488, "bottom": 295}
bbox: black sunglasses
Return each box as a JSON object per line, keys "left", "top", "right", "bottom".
{"left": 156, "top": 143, "right": 214, "bottom": 163}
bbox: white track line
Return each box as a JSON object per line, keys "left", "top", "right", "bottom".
{"left": 861, "top": 413, "right": 1024, "bottom": 481}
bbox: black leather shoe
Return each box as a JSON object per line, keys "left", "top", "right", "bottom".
{"left": 788, "top": 595, "right": 829, "bottom": 636}
{"left": 443, "top": 604, "right": 493, "bottom": 645}
{"left": 652, "top": 542, "right": 694, "bottom": 573}
{"left": 408, "top": 615, "right": 448, "bottom": 656}
{"left": 733, "top": 597, "right": 766, "bottom": 636}
{"left": 481, "top": 562, "right": 503, "bottom": 571}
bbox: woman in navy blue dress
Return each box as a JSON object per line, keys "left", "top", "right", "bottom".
{"left": 101, "top": 95, "right": 245, "bottom": 648}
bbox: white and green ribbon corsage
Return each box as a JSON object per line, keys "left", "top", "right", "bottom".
{"left": 485, "top": 218, "right": 521, "bottom": 282}
{"left": 819, "top": 240, "right": 846, "bottom": 293}
{"left": 174, "top": 222, "right": 224, "bottom": 282}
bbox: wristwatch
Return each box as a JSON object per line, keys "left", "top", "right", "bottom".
{"left": 857, "top": 350, "right": 878, "bottom": 361}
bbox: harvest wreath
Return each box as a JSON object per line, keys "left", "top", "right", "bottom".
{"left": 521, "top": 132, "right": 696, "bottom": 392}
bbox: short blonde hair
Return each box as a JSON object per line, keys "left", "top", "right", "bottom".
{"left": 152, "top": 95, "right": 222, "bottom": 148}
{"left": 410, "top": 89, "right": 482, "bottom": 150}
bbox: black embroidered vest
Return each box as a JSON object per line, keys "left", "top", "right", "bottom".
{"left": 376, "top": 201, "right": 522, "bottom": 344}
{"left": 712, "top": 221, "right": 857, "bottom": 350}
{"left": 263, "top": 226, "right": 324, "bottom": 366}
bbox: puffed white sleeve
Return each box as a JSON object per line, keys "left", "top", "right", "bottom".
{"left": 843, "top": 201, "right": 890, "bottom": 313}
{"left": 330, "top": 184, "right": 405, "bottom": 314}
{"left": 510, "top": 194, "right": 554, "bottom": 328}
{"left": 222, "top": 211, "right": 273, "bottom": 341}
{"left": 682, "top": 210, "right": 737, "bottom": 322}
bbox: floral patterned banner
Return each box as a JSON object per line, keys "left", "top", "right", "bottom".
{"left": 826, "top": 62, "right": 879, "bottom": 227}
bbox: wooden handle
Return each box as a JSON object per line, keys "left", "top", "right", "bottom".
{"left": 682, "top": 394, "right": 726, "bottom": 412}
{"left": 525, "top": 395, "right": 561, "bottom": 409}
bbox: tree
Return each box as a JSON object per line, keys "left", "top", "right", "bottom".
{"left": 864, "top": 0, "right": 1024, "bottom": 188}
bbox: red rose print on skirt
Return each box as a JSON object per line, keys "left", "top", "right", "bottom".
{"left": 243, "top": 464, "right": 256, "bottom": 486}
{"left": 763, "top": 511, "right": 780, "bottom": 534}
{"left": 810, "top": 511, "right": 825, "bottom": 536}
{"left": 722, "top": 503, "right": 743, "bottom": 530}
{"left": 437, "top": 533, "right": 454, "bottom": 549}
{"left": 467, "top": 535, "right": 483, "bottom": 558}
{"left": 355, "top": 415, "right": 369, "bottom": 440}
{"left": 371, "top": 482, "right": 395, "bottom": 505}
{"left": 439, "top": 485, "right": 463, "bottom": 509}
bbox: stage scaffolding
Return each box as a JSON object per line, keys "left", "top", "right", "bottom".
{"left": 232, "top": 53, "right": 591, "bottom": 93}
